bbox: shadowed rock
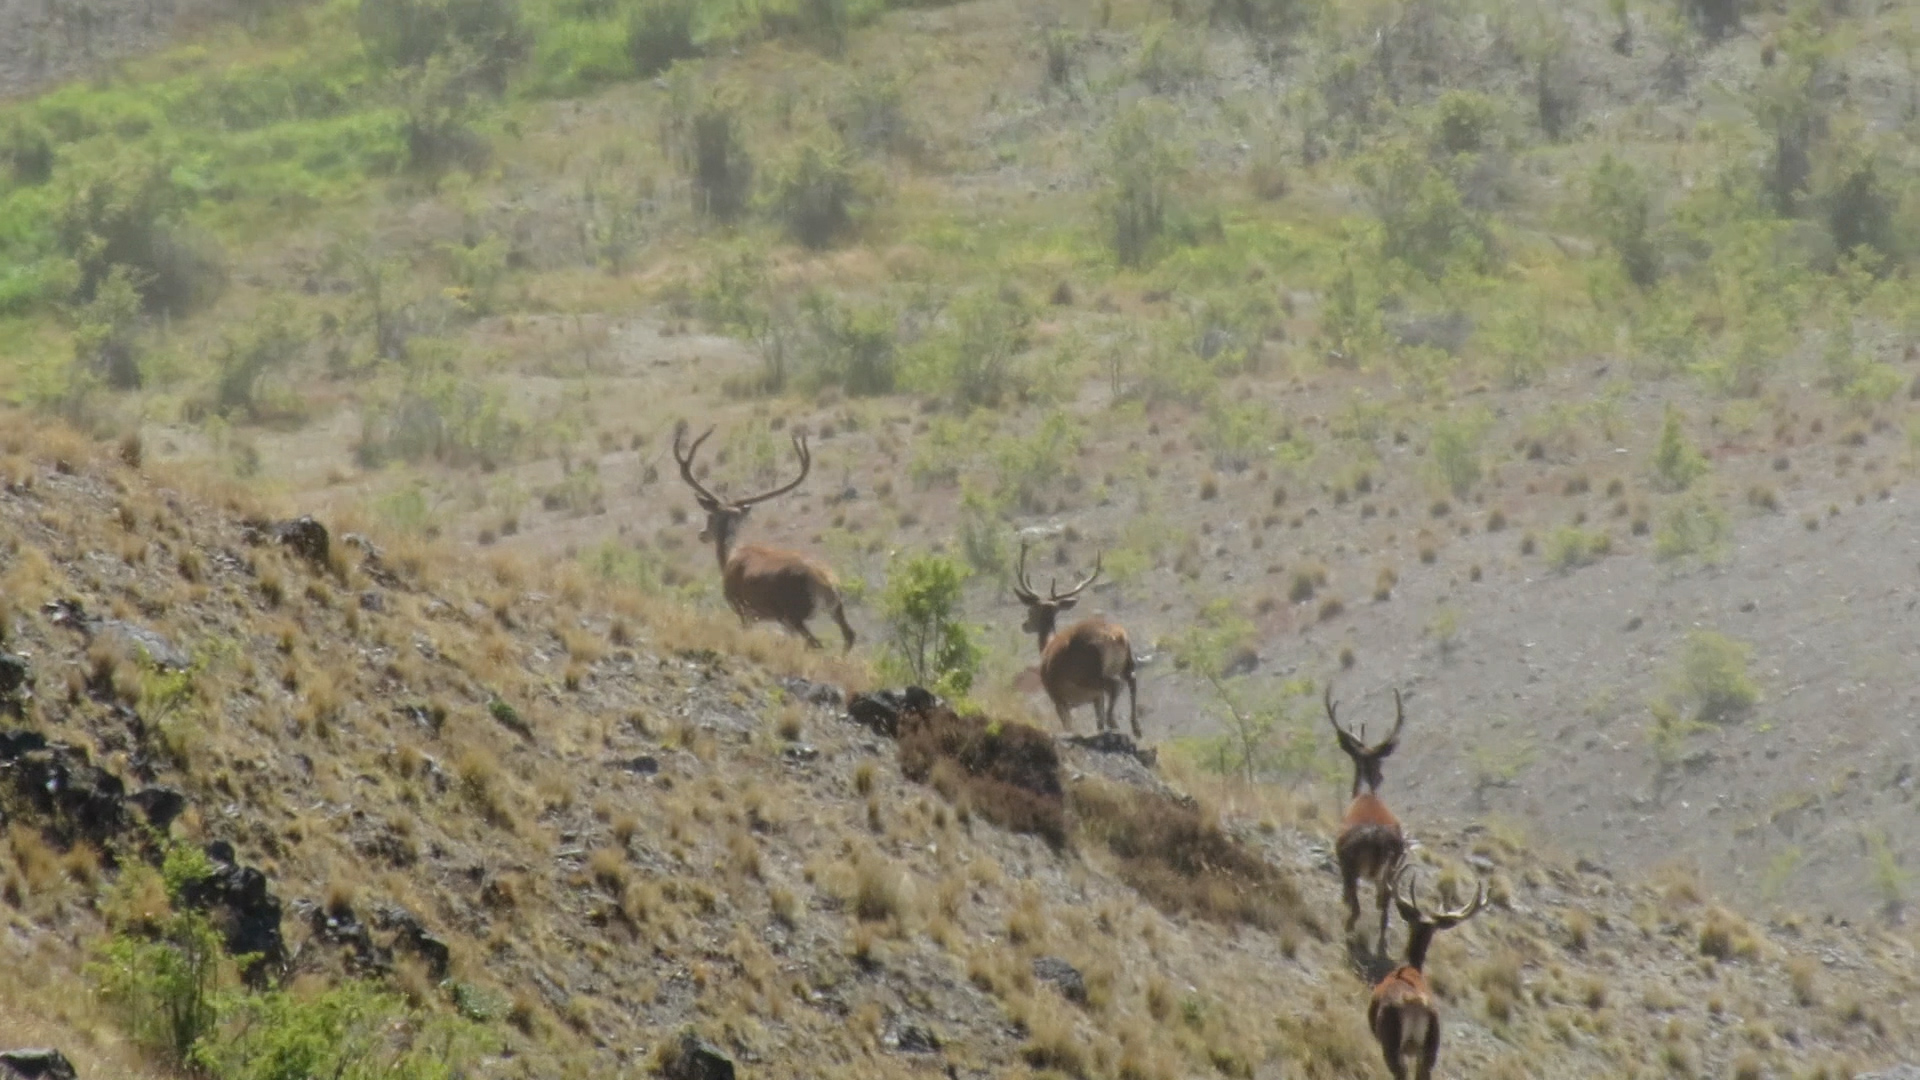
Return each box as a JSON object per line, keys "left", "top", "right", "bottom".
{"left": 1033, "top": 956, "right": 1088, "bottom": 1004}
{"left": 178, "top": 840, "right": 287, "bottom": 986}
{"left": 0, "top": 1049, "right": 77, "bottom": 1080}
{"left": 846, "top": 686, "right": 942, "bottom": 739}
{"left": 273, "top": 516, "right": 330, "bottom": 566}
{"left": 661, "top": 1032, "right": 734, "bottom": 1080}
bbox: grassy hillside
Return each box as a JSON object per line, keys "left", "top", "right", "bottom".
{"left": 4, "top": 0, "right": 1920, "bottom": 1071}
{"left": 1, "top": 411, "right": 1917, "bottom": 1079}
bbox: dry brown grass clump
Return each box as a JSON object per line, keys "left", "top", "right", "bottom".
{"left": 1068, "top": 777, "right": 1311, "bottom": 937}
{"left": 897, "top": 704, "right": 1067, "bottom": 850}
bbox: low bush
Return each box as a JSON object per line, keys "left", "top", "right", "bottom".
{"left": 1069, "top": 777, "right": 1308, "bottom": 934}
{"left": 897, "top": 704, "right": 1067, "bottom": 850}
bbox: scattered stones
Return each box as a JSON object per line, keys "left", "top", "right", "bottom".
{"left": 1062, "top": 731, "right": 1158, "bottom": 769}
{"left": 780, "top": 675, "right": 844, "bottom": 709}
{"left": 1856, "top": 1067, "right": 1920, "bottom": 1080}
{"left": 781, "top": 744, "right": 820, "bottom": 764}
{"left": 0, "top": 1049, "right": 77, "bottom": 1080}
{"left": 42, "top": 598, "right": 190, "bottom": 671}
{"left": 846, "top": 686, "right": 942, "bottom": 739}
{"left": 1032, "top": 956, "right": 1088, "bottom": 1004}
{"left": 660, "top": 1032, "right": 735, "bottom": 1080}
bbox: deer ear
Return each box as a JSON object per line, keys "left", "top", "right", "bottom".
{"left": 1055, "top": 596, "right": 1079, "bottom": 610}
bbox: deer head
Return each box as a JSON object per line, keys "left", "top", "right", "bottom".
{"left": 1012, "top": 540, "right": 1102, "bottom": 649}
{"left": 1325, "top": 683, "right": 1405, "bottom": 799}
{"left": 1389, "top": 861, "right": 1486, "bottom": 971}
{"left": 673, "top": 421, "right": 812, "bottom": 562}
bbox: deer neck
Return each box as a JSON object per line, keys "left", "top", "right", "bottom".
{"left": 711, "top": 531, "right": 735, "bottom": 571}
{"left": 1404, "top": 924, "right": 1438, "bottom": 972}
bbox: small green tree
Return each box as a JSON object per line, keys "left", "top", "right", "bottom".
{"left": 1589, "top": 154, "right": 1659, "bottom": 287}
{"left": 1663, "top": 629, "right": 1759, "bottom": 724}
{"left": 1098, "top": 101, "right": 1183, "bottom": 267}
{"left": 1651, "top": 404, "right": 1707, "bottom": 491}
{"left": 69, "top": 263, "right": 147, "bottom": 393}
{"left": 89, "top": 908, "right": 226, "bottom": 1065}
{"left": 879, "top": 551, "right": 981, "bottom": 698}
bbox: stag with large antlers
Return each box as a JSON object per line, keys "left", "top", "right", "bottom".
{"left": 673, "top": 422, "right": 855, "bottom": 651}
{"left": 1368, "top": 862, "right": 1487, "bottom": 1080}
{"left": 1011, "top": 541, "right": 1139, "bottom": 738}
{"left": 1326, "top": 683, "right": 1408, "bottom": 953}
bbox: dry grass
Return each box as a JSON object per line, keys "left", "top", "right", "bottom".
{"left": 1068, "top": 778, "right": 1310, "bottom": 937}
{"left": 897, "top": 704, "right": 1067, "bottom": 850}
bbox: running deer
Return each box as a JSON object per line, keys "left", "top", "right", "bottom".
{"left": 1368, "top": 861, "right": 1487, "bottom": 1080}
{"left": 1326, "top": 683, "right": 1407, "bottom": 952}
{"left": 672, "top": 422, "right": 855, "bottom": 651}
{"left": 1011, "top": 541, "right": 1139, "bottom": 738}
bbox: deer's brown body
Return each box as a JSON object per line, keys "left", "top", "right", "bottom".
{"left": 1012, "top": 544, "right": 1139, "bottom": 738}
{"left": 1367, "top": 863, "right": 1486, "bottom": 1080}
{"left": 1327, "top": 684, "right": 1407, "bottom": 953}
{"left": 674, "top": 423, "right": 855, "bottom": 651}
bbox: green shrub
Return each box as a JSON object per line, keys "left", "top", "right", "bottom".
{"left": 2, "top": 122, "right": 54, "bottom": 185}
{"left": 1589, "top": 154, "right": 1659, "bottom": 287}
{"left": 914, "top": 286, "right": 1034, "bottom": 407}
{"left": 399, "top": 50, "right": 494, "bottom": 175}
{"left": 1098, "top": 101, "right": 1183, "bottom": 267}
{"left": 55, "top": 158, "right": 225, "bottom": 317}
{"left": 1653, "top": 495, "right": 1731, "bottom": 565}
{"left": 691, "top": 103, "right": 759, "bottom": 212}
{"left": 194, "top": 981, "right": 477, "bottom": 1080}
{"left": 1651, "top": 405, "right": 1707, "bottom": 491}
{"left": 771, "top": 136, "right": 862, "bottom": 248}
{"left": 356, "top": 370, "right": 526, "bottom": 468}
{"left": 89, "top": 910, "right": 226, "bottom": 1065}
{"left": 1662, "top": 630, "right": 1758, "bottom": 724}
{"left": 1546, "top": 526, "right": 1609, "bottom": 572}
{"left": 993, "top": 411, "right": 1082, "bottom": 513}
{"left": 879, "top": 550, "right": 982, "bottom": 698}
{"left": 801, "top": 292, "right": 895, "bottom": 395}
{"left": 212, "top": 300, "right": 307, "bottom": 420}
{"left": 358, "top": 0, "right": 528, "bottom": 93}
{"left": 1210, "top": 0, "right": 1310, "bottom": 39}
{"left": 1432, "top": 90, "right": 1499, "bottom": 156}
{"left": 1428, "top": 411, "right": 1488, "bottom": 498}
{"left": 71, "top": 264, "right": 147, "bottom": 392}
{"left": 1356, "top": 140, "right": 1493, "bottom": 281}
{"left": 627, "top": 0, "right": 700, "bottom": 76}
{"left": 1135, "top": 21, "right": 1205, "bottom": 93}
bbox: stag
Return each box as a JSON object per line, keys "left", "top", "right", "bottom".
{"left": 1326, "top": 683, "right": 1407, "bottom": 953}
{"left": 1368, "top": 862, "right": 1486, "bottom": 1080}
{"left": 1011, "top": 541, "right": 1139, "bottom": 738}
{"left": 673, "top": 422, "right": 855, "bottom": 652}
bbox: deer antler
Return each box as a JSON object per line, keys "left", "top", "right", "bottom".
{"left": 673, "top": 421, "right": 722, "bottom": 510}
{"left": 1377, "top": 688, "right": 1406, "bottom": 756}
{"left": 1324, "top": 683, "right": 1367, "bottom": 758}
{"left": 734, "top": 432, "right": 813, "bottom": 507}
{"left": 1391, "top": 861, "right": 1486, "bottom": 929}
{"left": 1051, "top": 551, "right": 1102, "bottom": 602}
{"left": 1013, "top": 540, "right": 1041, "bottom": 604}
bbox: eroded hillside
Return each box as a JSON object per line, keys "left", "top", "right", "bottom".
{"left": 2, "top": 415, "right": 1919, "bottom": 1077}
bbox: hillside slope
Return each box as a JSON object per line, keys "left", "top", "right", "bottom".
{"left": 3, "top": 416, "right": 1919, "bottom": 1076}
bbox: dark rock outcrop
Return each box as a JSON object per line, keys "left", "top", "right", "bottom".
{"left": 177, "top": 840, "right": 287, "bottom": 986}
{"left": 846, "top": 686, "right": 942, "bottom": 739}
{"left": 661, "top": 1032, "right": 735, "bottom": 1080}
{"left": 1033, "top": 955, "right": 1088, "bottom": 1004}
{"left": 0, "top": 1049, "right": 78, "bottom": 1080}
